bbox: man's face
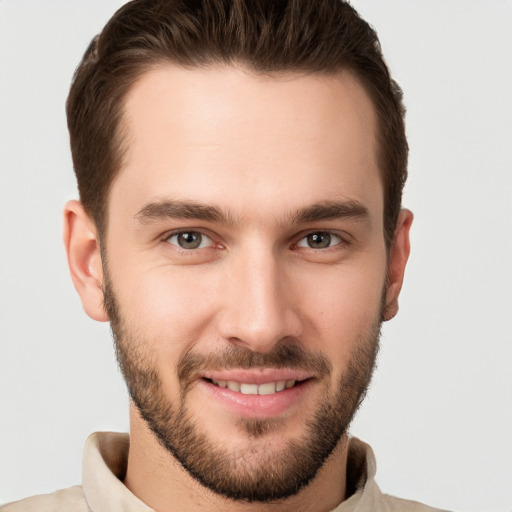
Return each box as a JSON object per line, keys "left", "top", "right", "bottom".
{"left": 98, "top": 66, "right": 395, "bottom": 501}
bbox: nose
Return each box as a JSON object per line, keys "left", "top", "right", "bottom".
{"left": 217, "top": 247, "right": 303, "bottom": 353}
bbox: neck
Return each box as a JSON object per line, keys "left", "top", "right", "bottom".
{"left": 124, "top": 405, "right": 348, "bottom": 512}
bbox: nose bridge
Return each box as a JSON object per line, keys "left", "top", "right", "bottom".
{"left": 219, "top": 242, "right": 301, "bottom": 352}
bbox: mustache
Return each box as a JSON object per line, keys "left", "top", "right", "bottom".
{"left": 177, "top": 343, "right": 332, "bottom": 391}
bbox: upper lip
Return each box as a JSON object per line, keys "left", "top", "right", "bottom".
{"left": 201, "top": 368, "right": 313, "bottom": 384}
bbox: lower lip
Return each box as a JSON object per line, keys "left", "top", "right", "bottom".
{"left": 200, "top": 379, "right": 312, "bottom": 419}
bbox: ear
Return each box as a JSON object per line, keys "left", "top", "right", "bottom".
{"left": 63, "top": 200, "right": 108, "bottom": 322}
{"left": 383, "top": 209, "right": 413, "bottom": 322}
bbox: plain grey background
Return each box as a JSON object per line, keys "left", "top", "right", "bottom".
{"left": 1, "top": 1, "right": 511, "bottom": 510}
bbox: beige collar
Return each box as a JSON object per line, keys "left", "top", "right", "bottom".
{"left": 82, "top": 432, "right": 379, "bottom": 512}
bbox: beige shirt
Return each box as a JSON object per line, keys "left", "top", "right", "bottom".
{"left": 1, "top": 432, "right": 449, "bottom": 512}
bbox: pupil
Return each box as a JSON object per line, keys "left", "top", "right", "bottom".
{"left": 179, "top": 232, "right": 201, "bottom": 249}
{"left": 308, "top": 232, "right": 330, "bottom": 248}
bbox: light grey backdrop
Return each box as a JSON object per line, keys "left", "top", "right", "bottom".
{"left": 1, "top": 1, "right": 511, "bottom": 510}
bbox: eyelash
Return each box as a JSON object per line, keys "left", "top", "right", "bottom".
{"left": 294, "top": 231, "right": 344, "bottom": 250}
{"left": 163, "top": 229, "right": 347, "bottom": 252}
{"left": 164, "top": 231, "right": 218, "bottom": 252}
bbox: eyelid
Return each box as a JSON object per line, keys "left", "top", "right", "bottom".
{"left": 163, "top": 229, "right": 218, "bottom": 250}
{"left": 293, "top": 230, "right": 348, "bottom": 249}
{"left": 159, "top": 227, "right": 350, "bottom": 252}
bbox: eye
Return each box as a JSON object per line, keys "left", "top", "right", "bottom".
{"left": 296, "top": 232, "right": 343, "bottom": 249}
{"left": 166, "top": 231, "right": 213, "bottom": 250}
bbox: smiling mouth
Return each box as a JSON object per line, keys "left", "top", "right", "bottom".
{"left": 204, "top": 378, "right": 307, "bottom": 395}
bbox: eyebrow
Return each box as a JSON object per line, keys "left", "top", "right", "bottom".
{"left": 289, "top": 200, "right": 369, "bottom": 224}
{"left": 135, "top": 200, "right": 235, "bottom": 224}
{"left": 135, "top": 199, "right": 369, "bottom": 226}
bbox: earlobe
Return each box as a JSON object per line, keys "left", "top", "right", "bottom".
{"left": 63, "top": 200, "right": 108, "bottom": 322}
{"left": 383, "top": 209, "right": 413, "bottom": 322}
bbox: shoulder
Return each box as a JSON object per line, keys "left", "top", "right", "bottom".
{"left": 0, "top": 486, "right": 89, "bottom": 512}
{"left": 379, "top": 493, "right": 451, "bottom": 512}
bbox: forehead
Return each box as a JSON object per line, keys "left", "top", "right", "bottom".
{"left": 112, "top": 64, "right": 382, "bottom": 224}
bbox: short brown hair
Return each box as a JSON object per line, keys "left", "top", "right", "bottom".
{"left": 66, "top": 0, "right": 407, "bottom": 245}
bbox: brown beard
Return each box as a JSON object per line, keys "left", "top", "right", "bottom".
{"left": 103, "top": 272, "right": 381, "bottom": 502}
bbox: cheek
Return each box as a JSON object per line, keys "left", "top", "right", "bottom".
{"left": 295, "top": 258, "right": 386, "bottom": 360}
{"left": 113, "top": 263, "right": 223, "bottom": 360}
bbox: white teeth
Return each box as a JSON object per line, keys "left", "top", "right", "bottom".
{"left": 227, "top": 381, "right": 240, "bottom": 392}
{"left": 240, "top": 383, "right": 258, "bottom": 395}
{"left": 211, "top": 379, "right": 298, "bottom": 394}
{"left": 258, "top": 382, "right": 276, "bottom": 395}
{"left": 285, "top": 380, "right": 296, "bottom": 389}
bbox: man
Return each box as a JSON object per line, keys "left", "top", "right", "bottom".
{"left": 1, "top": 0, "right": 447, "bottom": 510}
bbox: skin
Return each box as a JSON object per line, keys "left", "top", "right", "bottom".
{"left": 63, "top": 65, "right": 412, "bottom": 512}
